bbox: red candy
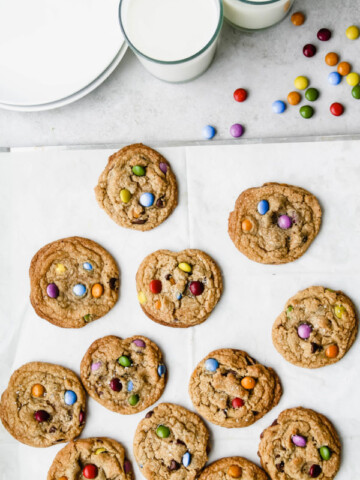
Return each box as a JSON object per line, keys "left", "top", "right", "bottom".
{"left": 83, "top": 464, "right": 98, "bottom": 479}
{"left": 34, "top": 410, "right": 50, "bottom": 422}
{"left": 232, "top": 398, "right": 244, "bottom": 408}
{"left": 303, "top": 44, "right": 316, "bottom": 57}
{"left": 330, "top": 102, "right": 344, "bottom": 116}
{"left": 189, "top": 281, "right": 204, "bottom": 296}
{"left": 233, "top": 88, "right": 248, "bottom": 102}
{"left": 109, "top": 378, "right": 122, "bottom": 392}
{"left": 317, "top": 28, "right": 331, "bottom": 41}
{"left": 149, "top": 279, "right": 162, "bottom": 294}
{"left": 79, "top": 410, "right": 86, "bottom": 425}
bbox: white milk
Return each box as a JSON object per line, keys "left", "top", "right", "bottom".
{"left": 223, "top": 0, "right": 293, "bottom": 31}
{"left": 119, "top": 0, "right": 222, "bottom": 82}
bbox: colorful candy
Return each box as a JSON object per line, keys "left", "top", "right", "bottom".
{"left": 120, "top": 189, "right": 131, "bottom": 203}
{"left": 132, "top": 165, "right": 145, "bottom": 176}
{"left": 205, "top": 358, "right": 219, "bottom": 372}
{"left": 325, "top": 52, "right": 339, "bottom": 66}
{"left": 352, "top": 85, "right": 360, "bottom": 99}
{"left": 328, "top": 72, "right": 342, "bottom": 85}
{"left": 287, "top": 91, "right": 301, "bottom": 105}
{"left": 232, "top": 397, "right": 244, "bottom": 408}
{"left": 176, "top": 293, "right": 182, "bottom": 300}
{"left": 138, "top": 291, "right": 147, "bottom": 304}
{"left": 278, "top": 215, "right": 292, "bottom": 229}
{"left": 292, "top": 434, "right": 307, "bottom": 447}
{"left": 118, "top": 355, "right": 131, "bottom": 367}
{"left": 303, "top": 44, "right": 316, "bottom": 57}
{"left": 158, "top": 364, "right": 166, "bottom": 377}
{"left": 182, "top": 452, "right": 191, "bottom": 467}
{"left": 287, "top": 305, "right": 293, "bottom": 315}
{"left": 79, "top": 411, "right": 86, "bottom": 424}
{"left": 305, "top": 88, "right": 319, "bottom": 102}
{"left": 309, "top": 465, "right": 322, "bottom": 478}
{"left": 31, "top": 384, "right": 45, "bottom": 397}
{"left": 155, "top": 300, "right": 161, "bottom": 309}
{"left": 133, "top": 339, "right": 146, "bottom": 348}
{"left": 140, "top": 192, "right": 155, "bottom": 207}
{"left": 317, "top": 28, "right": 331, "bottom": 41}
{"left": 149, "top": 279, "right": 162, "bottom": 294}
{"left": 127, "top": 381, "right": 134, "bottom": 392}
{"left": 241, "top": 376, "right": 256, "bottom": 390}
{"left": 298, "top": 323, "right": 312, "bottom": 339}
{"left": 257, "top": 200, "right": 269, "bottom": 215}
{"left": 156, "top": 425, "right": 170, "bottom": 438}
{"left": 325, "top": 344, "right": 339, "bottom": 358}
{"left": 47, "top": 283, "right": 59, "bottom": 299}
{"left": 91, "top": 283, "right": 103, "bottom": 298}
{"left": 84, "top": 314, "right": 92, "bottom": 322}
{"left": 189, "top": 281, "right": 204, "bottom": 296}
{"left": 159, "top": 162, "right": 168, "bottom": 174}
{"left": 110, "top": 378, "right": 122, "bottom": 392}
{"left": 124, "top": 460, "right": 133, "bottom": 473}
{"left": 300, "top": 105, "right": 314, "bottom": 119}
{"left": 319, "top": 446, "right": 332, "bottom": 460}
{"left": 83, "top": 262, "right": 93, "bottom": 271}
{"left": 227, "top": 465, "right": 243, "bottom": 478}
{"left": 346, "top": 25, "right": 360, "bottom": 40}
{"left": 64, "top": 390, "right": 77, "bottom": 405}
{"left": 233, "top": 88, "right": 248, "bottom": 102}
{"left": 330, "top": 103, "right": 344, "bottom": 116}
{"left": 128, "top": 394, "right": 139, "bottom": 406}
{"left": 291, "top": 12, "right": 305, "bottom": 26}
{"left": 294, "top": 76, "right": 309, "bottom": 90}
{"left": 346, "top": 72, "right": 360, "bottom": 86}
{"left": 230, "top": 123, "right": 244, "bottom": 137}
{"left": 95, "top": 448, "right": 106, "bottom": 455}
{"left": 178, "top": 262, "right": 192, "bottom": 273}
{"left": 55, "top": 263, "right": 66, "bottom": 274}
{"left": 272, "top": 100, "right": 286, "bottom": 114}
{"left": 337, "top": 61, "right": 351, "bottom": 76}
{"left": 82, "top": 464, "right": 98, "bottom": 479}
{"left": 241, "top": 219, "right": 253, "bottom": 232}
{"left": 202, "top": 125, "right": 216, "bottom": 140}
{"left": 73, "top": 283, "right": 86, "bottom": 296}
{"left": 34, "top": 410, "right": 50, "bottom": 422}
{"left": 91, "top": 362, "right": 101, "bottom": 371}
{"left": 59, "top": 477, "right": 68, "bottom": 480}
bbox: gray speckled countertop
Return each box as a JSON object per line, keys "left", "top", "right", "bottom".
{"left": 1, "top": 0, "right": 359, "bottom": 148}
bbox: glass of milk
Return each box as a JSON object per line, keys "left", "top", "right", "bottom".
{"left": 223, "top": 0, "right": 293, "bottom": 31}
{"left": 119, "top": 0, "right": 223, "bottom": 83}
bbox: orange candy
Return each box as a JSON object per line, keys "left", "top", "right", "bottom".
{"left": 325, "top": 345, "right": 339, "bottom": 358}
{"left": 337, "top": 61, "right": 351, "bottom": 76}
{"left": 92, "top": 283, "right": 104, "bottom": 298}
{"left": 155, "top": 300, "right": 161, "bottom": 310}
{"left": 241, "top": 376, "right": 256, "bottom": 390}
{"left": 228, "top": 465, "right": 243, "bottom": 478}
{"left": 59, "top": 477, "right": 68, "bottom": 480}
{"left": 325, "top": 52, "right": 339, "bottom": 66}
{"left": 291, "top": 12, "right": 305, "bottom": 26}
{"left": 31, "top": 384, "right": 45, "bottom": 397}
{"left": 241, "top": 219, "right": 252, "bottom": 232}
{"left": 287, "top": 91, "right": 301, "bottom": 105}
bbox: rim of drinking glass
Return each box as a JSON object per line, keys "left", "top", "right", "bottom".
{"left": 118, "top": 0, "right": 223, "bottom": 65}
{"left": 234, "top": 0, "right": 283, "bottom": 5}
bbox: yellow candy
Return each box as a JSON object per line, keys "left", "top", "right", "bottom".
{"left": 138, "top": 291, "right": 147, "bottom": 304}
{"left": 120, "top": 188, "right": 131, "bottom": 203}
{"left": 95, "top": 448, "right": 106, "bottom": 455}
{"left": 346, "top": 25, "right": 360, "bottom": 40}
{"left": 55, "top": 263, "right": 66, "bottom": 274}
{"left": 294, "top": 76, "right": 309, "bottom": 90}
{"left": 334, "top": 305, "right": 346, "bottom": 319}
{"left": 346, "top": 72, "right": 360, "bottom": 86}
{"left": 178, "top": 262, "right": 192, "bottom": 273}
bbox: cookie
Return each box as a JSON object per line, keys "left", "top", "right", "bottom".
{"left": 0, "top": 362, "right": 86, "bottom": 448}
{"left": 133, "top": 403, "right": 209, "bottom": 480}
{"left": 80, "top": 335, "right": 166, "bottom": 414}
{"left": 272, "top": 286, "right": 358, "bottom": 368}
{"left": 198, "top": 457, "right": 269, "bottom": 480}
{"left": 189, "top": 349, "right": 282, "bottom": 428}
{"left": 47, "top": 437, "right": 134, "bottom": 480}
{"left": 228, "top": 183, "right": 322, "bottom": 264}
{"left": 95, "top": 144, "right": 178, "bottom": 231}
{"left": 258, "top": 407, "right": 341, "bottom": 480}
{"left": 136, "top": 249, "right": 223, "bottom": 328}
{"left": 30, "top": 236, "right": 119, "bottom": 328}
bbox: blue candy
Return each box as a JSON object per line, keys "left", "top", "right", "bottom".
{"left": 73, "top": 283, "right": 86, "bottom": 296}
{"left": 202, "top": 125, "right": 216, "bottom": 140}
{"left": 272, "top": 100, "right": 286, "bottom": 114}
{"left": 176, "top": 293, "right": 182, "bottom": 300}
{"left": 127, "top": 380, "right": 134, "bottom": 392}
{"left": 257, "top": 200, "right": 269, "bottom": 215}
{"left": 182, "top": 452, "right": 191, "bottom": 468}
{"left": 83, "top": 262, "right": 93, "bottom": 271}
{"left": 64, "top": 390, "right": 77, "bottom": 405}
{"left": 328, "top": 72, "right": 342, "bottom": 85}
{"left": 158, "top": 364, "right": 166, "bottom": 377}
{"left": 205, "top": 358, "right": 219, "bottom": 372}
{"left": 139, "top": 192, "right": 155, "bottom": 207}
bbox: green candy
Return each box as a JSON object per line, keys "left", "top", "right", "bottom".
{"left": 305, "top": 88, "right": 319, "bottom": 102}
{"left": 286, "top": 306, "right": 293, "bottom": 316}
{"left": 156, "top": 425, "right": 170, "bottom": 438}
{"left": 128, "top": 394, "right": 139, "bottom": 406}
{"left": 300, "top": 105, "right": 314, "bottom": 119}
{"left": 118, "top": 356, "right": 131, "bottom": 367}
{"left": 132, "top": 165, "right": 145, "bottom": 176}
{"left": 352, "top": 85, "right": 360, "bottom": 99}
{"left": 319, "top": 446, "right": 331, "bottom": 460}
{"left": 83, "top": 314, "right": 93, "bottom": 322}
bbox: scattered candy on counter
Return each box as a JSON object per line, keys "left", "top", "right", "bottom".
{"left": 202, "top": 125, "right": 216, "bottom": 140}
{"left": 337, "top": 61, "right": 351, "bottom": 76}
{"left": 272, "top": 100, "right": 286, "bottom": 114}
{"left": 305, "top": 88, "right": 319, "bottom": 102}
{"left": 230, "top": 123, "right": 244, "bottom": 137}
{"left": 346, "top": 25, "right": 360, "bottom": 40}
{"left": 346, "top": 72, "right": 360, "bottom": 86}
{"left": 291, "top": 12, "right": 305, "bottom": 26}
{"left": 233, "top": 88, "right": 248, "bottom": 102}
{"left": 294, "top": 76, "right": 309, "bottom": 90}
{"left": 352, "top": 85, "right": 360, "bottom": 99}
{"left": 292, "top": 434, "right": 307, "bottom": 447}
{"left": 287, "top": 91, "right": 301, "bottom": 105}
{"left": 325, "top": 52, "right": 339, "bottom": 66}
{"left": 303, "top": 44, "right": 316, "bottom": 58}
{"left": 330, "top": 102, "right": 344, "bottom": 116}
{"left": 300, "top": 105, "right": 314, "bottom": 119}
{"left": 317, "top": 28, "right": 331, "bottom": 41}
{"left": 328, "top": 72, "right": 342, "bottom": 85}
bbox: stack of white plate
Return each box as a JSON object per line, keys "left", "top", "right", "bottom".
{"left": 0, "top": 0, "right": 127, "bottom": 111}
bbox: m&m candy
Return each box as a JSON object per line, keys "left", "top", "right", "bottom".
{"left": 233, "top": 88, "right": 248, "bottom": 102}
{"left": 205, "top": 358, "right": 219, "bottom": 372}
{"left": 272, "top": 100, "right": 286, "bottom": 114}
{"left": 241, "top": 376, "right": 256, "bottom": 389}
{"left": 300, "top": 105, "right": 314, "bottom": 119}
{"left": 31, "top": 384, "right": 45, "bottom": 397}
{"left": 202, "top": 125, "right": 216, "bottom": 140}
{"left": 352, "top": 85, "right": 360, "bottom": 99}
{"left": 287, "top": 91, "right": 301, "bottom": 105}
{"left": 47, "top": 283, "right": 59, "bottom": 299}
{"left": 140, "top": 192, "right": 155, "bottom": 207}
{"left": 132, "top": 165, "right": 145, "bottom": 176}
{"left": 330, "top": 103, "right": 344, "bottom": 116}
{"left": 317, "top": 28, "right": 331, "bottom": 41}
{"left": 230, "top": 123, "right": 244, "bottom": 137}
{"left": 156, "top": 425, "right": 170, "bottom": 438}
{"left": 337, "top": 61, "right": 351, "bottom": 76}
{"left": 109, "top": 378, "right": 122, "bottom": 392}
{"left": 325, "top": 52, "right": 339, "bottom": 66}
{"left": 120, "top": 189, "right": 131, "bottom": 203}
{"left": 346, "top": 72, "right": 360, "bottom": 86}
{"left": 325, "top": 344, "right": 339, "bottom": 358}
{"left": 303, "top": 44, "right": 316, "bottom": 57}
{"left": 292, "top": 434, "right": 307, "bottom": 447}
{"left": 241, "top": 219, "right": 252, "bottom": 232}
{"left": 149, "top": 279, "right": 162, "bottom": 294}
{"left": 257, "top": 200, "right": 269, "bottom": 215}
{"left": 91, "top": 283, "right": 103, "bottom": 298}
{"left": 232, "top": 397, "right": 244, "bottom": 408}
{"left": 64, "top": 390, "right": 77, "bottom": 405}
{"left": 278, "top": 215, "right": 292, "bottom": 229}
{"left": 189, "top": 281, "right": 204, "bottom": 296}
{"left": 73, "top": 283, "right": 86, "bottom": 296}
{"left": 346, "top": 25, "right": 360, "bottom": 40}
{"left": 291, "top": 12, "right": 305, "bottom": 26}
{"left": 305, "top": 88, "right": 319, "bottom": 102}
{"left": 328, "top": 72, "right": 342, "bottom": 85}
{"left": 294, "top": 76, "right": 309, "bottom": 90}
{"left": 83, "top": 262, "right": 93, "bottom": 271}
{"left": 82, "top": 464, "right": 98, "bottom": 479}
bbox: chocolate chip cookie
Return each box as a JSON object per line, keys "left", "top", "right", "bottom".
{"left": 80, "top": 335, "right": 166, "bottom": 414}
{"left": 47, "top": 437, "right": 133, "bottom": 480}
{"left": 228, "top": 183, "right": 322, "bottom": 264}
{"left": 95, "top": 144, "right": 178, "bottom": 231}
{"left": 30, "top": 236, "right": 119, "bottom": 328}
{"left": 272, "top": 286, "right": 358, "bottom": 368}
{"left": 0, "top": 362, "right": 86, "bottom": 448}
{"left": 258, "top": 407, "right": 341, "bottom": 480}
{"left": 189, "top": 349, "right": 282, "bottom": 428}
{"left": 198, "top": 457, "right": 269, "bottom": 480}
{"left": 133, "top": 403, "right": 209, "bottom": 480}
{"left": 136, "top": 249, "right": 223, "bottom": 328}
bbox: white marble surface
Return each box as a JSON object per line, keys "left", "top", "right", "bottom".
{"left": 1, "top": 0, "right": 360, "bottom": 148}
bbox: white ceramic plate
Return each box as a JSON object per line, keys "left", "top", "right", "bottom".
{"left": 0, "top": 0, "right": 125, "bottom": 107}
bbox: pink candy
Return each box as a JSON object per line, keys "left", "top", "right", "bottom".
{"left": 91, "top": 362, "right": 101, "bottom": 371}
{"left": 278, "top": 215, "right": 292, "bottom": 229}
{"left": 292, "top": 434, "right": 307, "bottom": 447}
{"left": 298, "top": 323, "right": 312, "bottom": 339}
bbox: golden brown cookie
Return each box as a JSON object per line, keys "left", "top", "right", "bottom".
{"left": 95, "top": 144, "right": 178, "bottom": 231}
{"left": 80, "top": 335, "right": 166, "bottom": 414}
{"left": 189, "top": 349, "right": 282, "bottom": 428}
{"left": 47, "top": 437, "right": 134, "bottom": 480}
{"left": 0, "top": 362, "right": 86, "bottom": 448}
{"left": 136, "top": 249, "right": 223, "bottom": 328}
{"left": 258, "top": 407, "right": 341, "bottom": 480}
{"left": 272, "top": 286, "right": 358, "bottom": 368}
{"left": 198, "top": 456, "right": 269, "bottom": 480}
{"left": 228, "top": 183, "right": 322, "bottom": 264}
{"left": 29, "top": 236, "right": 119, "bottom": 328}
{"left": 133, "top": 403, "right": 209, "bottom": 480}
